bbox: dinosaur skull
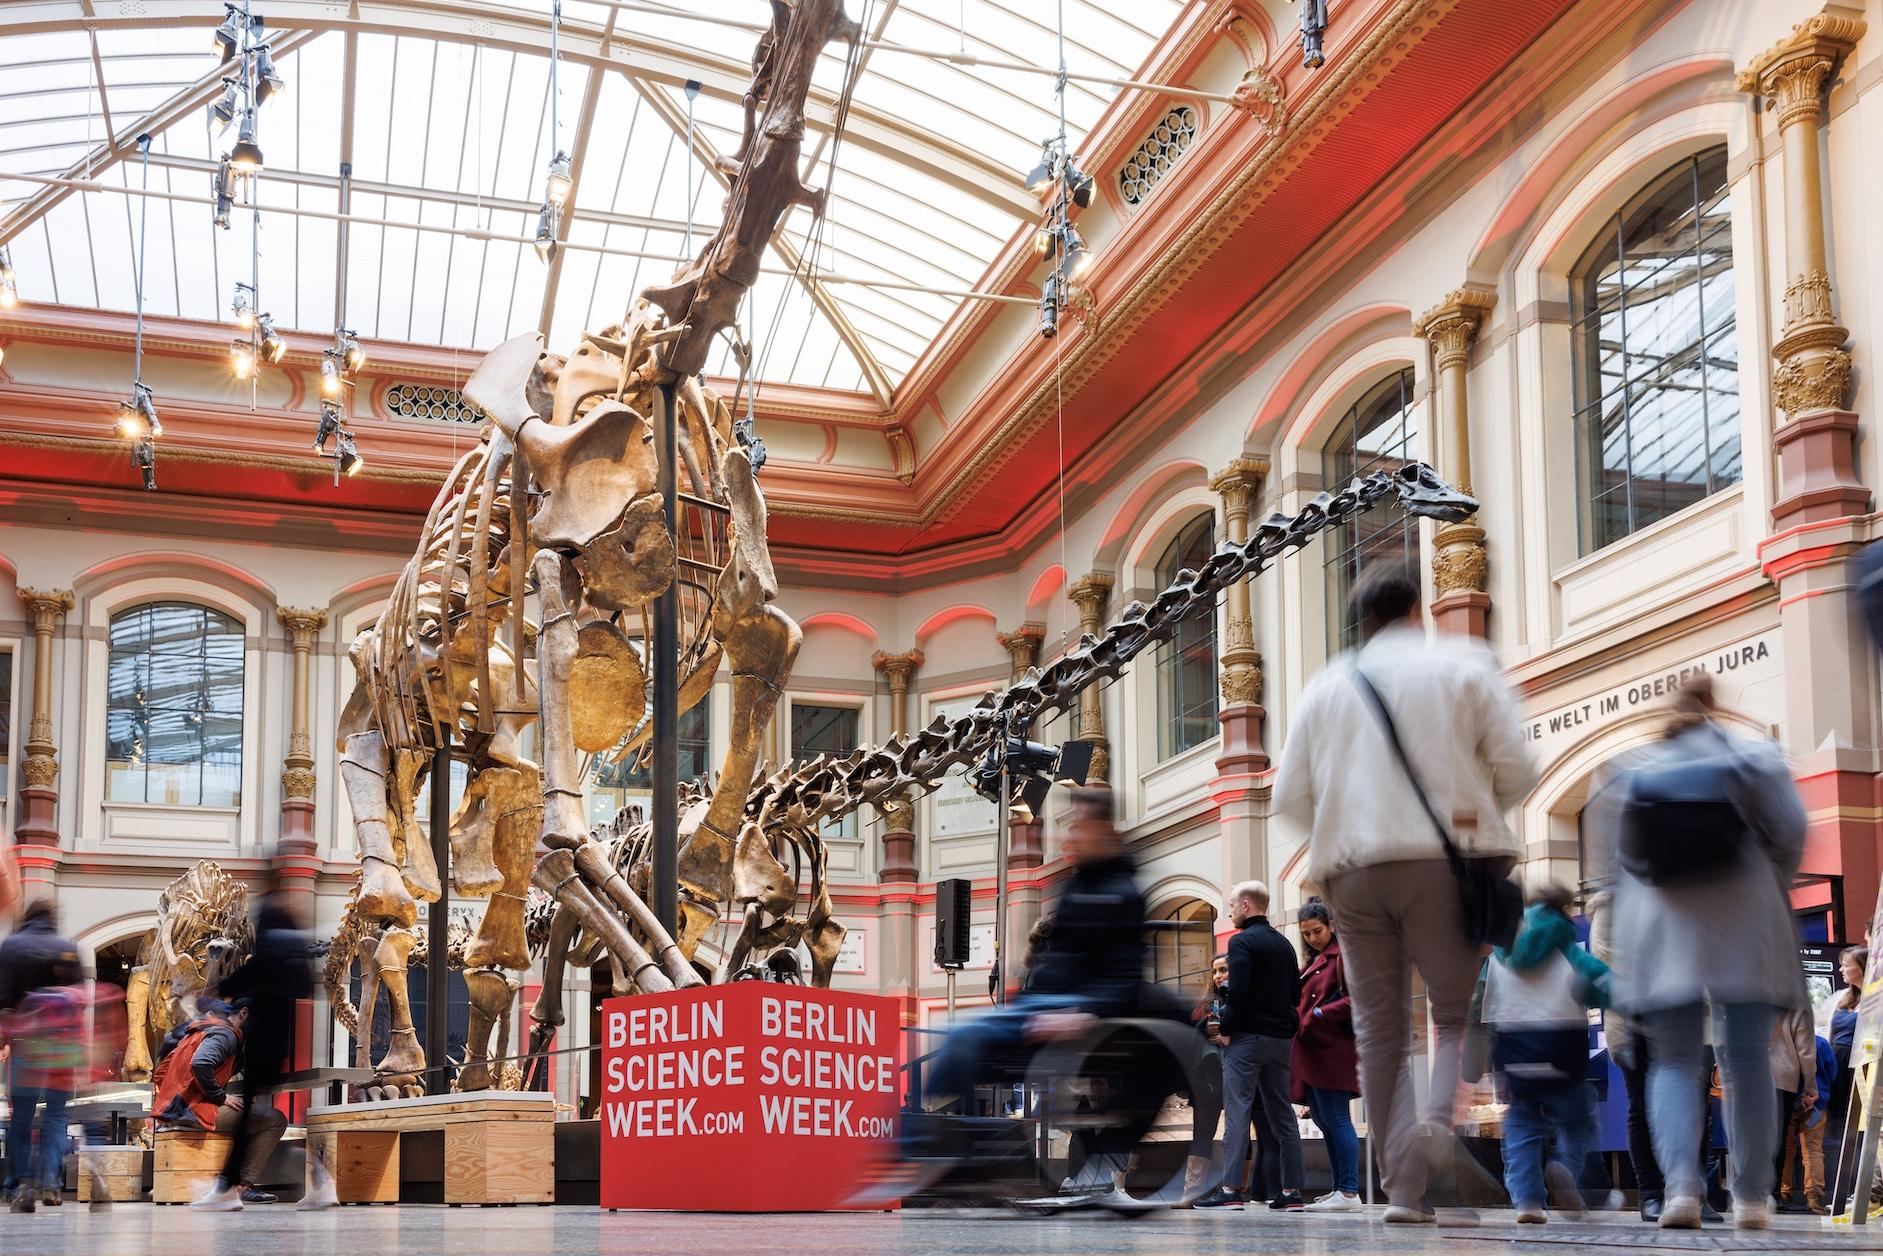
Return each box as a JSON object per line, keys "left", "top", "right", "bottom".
{"left": 1395, "top": 462, "right": 1478, "bottom": 522}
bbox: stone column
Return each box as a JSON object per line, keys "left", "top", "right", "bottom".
{"left": 276, "top": 607, "right": 328, "bottom": 856}
{"left": 1209, "top": 457, "right": 1270, "bottom": 772}
{"left": 996, "top": 624, "right": 1046, "bottom": 868}
{"left": 15, "top": 589, "right": 74, "bottom": 847}
{"left": 869, "top": 649, "right": 923, "bottom": 883}
{"left": 1737, "top": 7, "right": 1869, "bottom": 526}
{"left": 1413, "top": 288, "right": 1496, "bottom": 636}
{"left": 1067, "top": 575, "right": 1113, "bottom": 783}
{"left": 1738, "top": 7, "right": 1876, "bottom": 933}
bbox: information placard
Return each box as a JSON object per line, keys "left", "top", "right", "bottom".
{"left": 599, "top": 983, "right": 903, "bottom": 1211}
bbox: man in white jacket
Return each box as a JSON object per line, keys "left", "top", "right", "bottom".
{"left": 1275, "top": 565, "right": 1536, "bottom": 1221}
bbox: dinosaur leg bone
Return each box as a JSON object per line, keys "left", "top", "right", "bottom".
{"left": 533, "top": 847, "right": 674, "bottom": 995}
{"left": 371, "top": 927, "right": 426, "bottom": 1094}
{"left": 525, "top": 906, "right": 578, "bottom": 1087}
{"left": 458, "top": 968, "right": 512, "bottom": 1093}
{"left": 563, "top": 836, "right": 701, "bottom": 989}
{"left": 339, "top": 732, "right": 418, "bottom": 927}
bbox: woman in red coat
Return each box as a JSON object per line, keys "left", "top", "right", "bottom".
{"left": 1293, "top": 899, "right": 1361, "bottom": 1211}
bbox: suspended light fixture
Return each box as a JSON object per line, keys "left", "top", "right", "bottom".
{"left": 230, "top": 281, "right": 255, "bottom": 328}
{"left": 212, "top": 4, "right": 244, "bottom": 62}
{"left": 257, "top": 314, "right": 285, "bottom": 364}
{"left": 336, "top": 429, "right": 364, "bottom": 476}
{"left": 230, "top": 336, "right": 255, "bottom": 379}
{"left": 1022, "top": 141, "right": 1056, "bottom": 193}
{"left": 1064, "top": 160, "right": 1095, "bottom": 209}
{"left": 340, "top": 330, "right": 365, "bottom": 374}
{"left": 534, "top": 202, "right": 558, "bottom": 262}
{"left": 1033, "top": 224, "right": 1056, "bottom": 258}
{"left": 1063, "top": 227, "right": 1093, "bottom": 281}
{"left": 211, "top": 77, "right": 240, "bottom": 127}
{"left": 544, "top": 151, "right": 573, "bottom": 207}
{"left": 229, "top": 112, "right": 264, "bottom": 174}
{"left": 116, "top": 385, "right": 163, "bottom": 440}
{"left": 212, "top": 158, "right": 235, "bottom": 229}
{"left": 0, "top": 244, "right": 16, "bottom": 309}
{"left": 254, "top": 42, "right": 285, "bottom": 105}
{"left": 319, "top": 351, "right": 343, "bottom": 398}
{"left": 314, "top": 399, "right": 342, "bottom": 451}
{"left": 132, "top": 437, "right": 158, "bottom": 491}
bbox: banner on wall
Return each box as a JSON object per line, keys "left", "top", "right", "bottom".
{"left": 599, "top": 983, "right": 902, "bottom": 1211}
{"left": 1520, "top": 628, "right": 1782, "bottom": 767}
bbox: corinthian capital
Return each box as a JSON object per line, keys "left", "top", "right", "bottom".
{"left": 869, "top": 648, "right": 924, "bottom": 692}
{"left": 18, "top": 588, "right": 75, "bottom": 632}
{"left": 1413, "top": 288, "right": 1496, "bottom": 369}
{"left": 1068, "top": 573, "right": 1113, "bottom": 625}
{"left": 1737, "top": 6, "right": 1865, "bottom": 125}
{"left": 1209, "top": 456, "right": 1270, "bottom": 524}
{"left": 996, "top": 624, "right": 1045, "bottom": 676}
{"left": 277, "top": 605, "right": 329, "bottom": 644}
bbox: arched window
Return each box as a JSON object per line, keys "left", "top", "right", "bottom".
{"left": 1572, "top": 146, "right": 1737, "bottom": 552}
{"left": 1323, "top": 368, "right": 1421, "bottom": 651}
{"left": 1155, "top": 514, "right": 1218, "bottom": 759}
{"left": 106, "top": 602, "right": 244, "bottom": 806}
{"left": 1148, "top": 897, "right": 1216, "bottom": 995}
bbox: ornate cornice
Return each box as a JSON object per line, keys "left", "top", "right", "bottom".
{"left": 1413, "top": 287, "right": 1497, "bottom": 367}
{"left": 277, "top": 606, "right": 330, "bottom": 643}
{"left": 868, "top": 649, "right": 924, "bottom": 690}
{"left": 1209, "top": 455, "right": 1270, "bottom": 521}
{"left": 997, "top": 624, "right": 1047, "bottom": 675}
{"left": 1068, "top": 573, "right": 1115, "bottom": 621}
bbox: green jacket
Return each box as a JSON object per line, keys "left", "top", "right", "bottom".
{"left": 1494, "top": 902, "right": 1612, "bottom": 1010}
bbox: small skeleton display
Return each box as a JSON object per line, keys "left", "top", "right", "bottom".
{"left": 122, "top": 861, "right": 254, "bottom": 1081}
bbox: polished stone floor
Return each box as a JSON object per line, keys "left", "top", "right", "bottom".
{"left": 3, "top": 1205, "right": 1878, "bottom": 1256}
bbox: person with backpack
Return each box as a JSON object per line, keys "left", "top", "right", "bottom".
{"left": 150, "top": 998, "right": 288, "bottom": 1209}
{"left": 1481, "top": 885, "right": 1610, "bottom": 1224}
{"left": 1590, "top": 674, "right": 1808, "bottom": 1231}
{"left": 0, "top": 898, "right": 83, "bottom": 1213}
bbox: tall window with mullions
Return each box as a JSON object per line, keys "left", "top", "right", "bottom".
{"left": 1324, "top": 368, "right": 1422, "bottom": 652}
{"left": 1572, "top": 146, "right": 1738, "bottom": 553}
{"left": 1155, "top": 514, "right": 1219, "bottom": 759}
{"left": 106, "top": 602, "right": 244, "bottom": 806}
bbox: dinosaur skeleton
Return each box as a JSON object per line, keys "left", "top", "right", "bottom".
{"left": 122, "top": 862, "right": 254, "bottom": 1081}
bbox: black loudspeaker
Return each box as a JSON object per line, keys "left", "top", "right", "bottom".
{"left": 1054, "top": 738, "right": 1095, "bottom": 785}
{"left": 935, "top": 878, "right": 973, "bottom": 970}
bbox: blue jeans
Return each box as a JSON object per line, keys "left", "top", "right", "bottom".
{"left": 1501, "top": 1080, "right": 1597, "bottom": 1209}
{"left": 1642, "top": 1001, "right": 1778, "bottom": 1203}
{"left": 4, "top": 1084, "right": 71, "bottom": 1191}
{"left": 1306, "top": 1086, "right": 1359, "bottom": 1195}
{"left": 923, "top": 993, "right": 1085, "bottom": 1105}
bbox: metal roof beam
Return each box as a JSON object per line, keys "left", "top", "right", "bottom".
{"left": 0, "top": 1, "right": 1038, "bottom": 219}
{"left": 0, "top": 24, "right": 321, "bottom": 244}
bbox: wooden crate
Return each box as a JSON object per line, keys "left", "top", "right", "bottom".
{"left": 77, "top": 1145, "right": 147, "bottom": 1202}
{"left": 305, "top": 1092, "right": 555, "bottom": 1206}
{"left": 152, "top": 1129, "right": 234, "bottom": 1204}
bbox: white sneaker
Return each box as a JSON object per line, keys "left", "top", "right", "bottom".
{"left": 1304, "top": 1191, "right": 1364, "bottom": 1213}
{"left": 189, "top": 1180, "right": 244, "bottom": 1212}
{"left": 1659, "top": 1195, "right": 1702, "bottom": 1229}
{"left": 1515, "top": 1205, "right": 1548, "bottom": 1224}
{"left": 296, "top": 1181, "right": 339, "bottom": 1211}
{"left": 1382, "top": 1203, "right": 1436, "bottom": 1223}
{"left": 1732, "top": 1199, "right": 1771, "bottom": 1230}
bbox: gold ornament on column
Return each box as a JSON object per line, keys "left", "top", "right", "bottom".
{"left": 276, "top": 607, "right": 328, "bottom": 804}
{"left": 1737, "top": 8, "right": 1863, "bottom": 419}
{"left": 1209, "top": 457, "right": 1269, "bottom": 708}
{"left": 869, "top": 648, "right": 924, "bottom": 883}
{"left": 1413, "top": 288, "right": 1495, "bottom": 618}
{"left": 1067, "top": 574, "right": 1113, "bottom": 783}
{"left": 996, "top": 624, "right": 1045, "bottom": 681}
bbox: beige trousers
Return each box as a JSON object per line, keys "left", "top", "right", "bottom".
{"left": 1325, "top": 858, "right": 1482, "bottom": 1209}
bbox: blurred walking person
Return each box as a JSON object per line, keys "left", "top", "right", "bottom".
{"left": 1482, "top": 885, "right": 1610, "bottom": 1223}
{"left": 192, "top": 856, "right": 325, "bottom": 1210}
{"left": 1194, "top": 880, "right": 1305, "bottom": 1211}
{"left": 0, "top": 898, "right": 83, "bottom": 1212}
{"left": 1176, "top": 952, "right": 1229, "bottom": 1205}
{"left": 1777, "top": 1023, "right": 1834, "bottom": 1213}
{"left": 1292, "top": 899, "right": 1362, "bottom": 1213}
{"left": 1275, "top": 566, "right": 1536, "bottom": 1223}
{"left": 1591, "top": 674, "right": 1808, "bottom": 1231}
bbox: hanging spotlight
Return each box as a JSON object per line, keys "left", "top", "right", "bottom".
{"left": 213, "top": 158, "right": 235, "bottom": 229}
{"left": 314, "top": 398, "right": 342, "bottom": 451}
{"left": 230, "top": 281, "right": 255, "bottom": 328}
{"left": 210, "top": 77, "right": 240, "bottom": 127}
{"left": 116, "top": 382, "right": 162, "bottom": 440}
{"left": 0, "top": 244, "right": 17, "bottom": 307}
{"left": 212, "top": 4, "right": 243, "bottom": 62}
{"left": 1039, "top": 272, "right": 1061, "bottom": 340}
{"left": 336, "top": 430, "right": 364, "bottom": 477}
{"left": 254, "top": 43, "right": 285, "bottom": 106}
{"left": 1033, "top": 223, "right": 1056, "bottom": 259}
{"left": 544, "top": 151, "right": 573, "bottom": 207}
{"left": 257, "top": 314, "right": 285, "bottom": 364}
{"left": 340, "top": 330, "right": 365, "bottom": 374}
{"left": 230, "top": 336, "right": 255, "bottom": 379}
{"left": 1022, "top": 141, "right": 1056, "bottom": 193}
{"left": 534, "top": 202, "right": 558, "bottom": 262}
{"left": 319, "top": 351, "right": 343, "bottom": 397}
{"left": 229, "top": 112, "right": 264, "bottom": 174}
{"left": 1064, "top": 159, "right": 1095, "bottom": 209}
{"left": 1063, "top": 227, "right": 1094, "bottom": 281}
{"left": 132, "top": 437, "right": 158, "bottom": 491}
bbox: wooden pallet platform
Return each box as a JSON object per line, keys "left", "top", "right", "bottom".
{"left": 304, "top": 1092, "right": 555, "bottom": 1206}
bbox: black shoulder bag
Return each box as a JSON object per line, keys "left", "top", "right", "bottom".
{"left": 1352, "top": 669, "right": 1522, "bottom": 949}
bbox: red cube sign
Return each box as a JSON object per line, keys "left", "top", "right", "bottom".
{"left": 599, "top": 983, "right": 903, "bottom": 1211}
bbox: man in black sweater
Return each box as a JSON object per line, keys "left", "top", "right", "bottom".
{"left": 1196, "top": 880, "right": 1305, "bottom": 1211}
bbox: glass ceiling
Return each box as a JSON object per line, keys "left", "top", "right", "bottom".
{"left": 0, "top": 1, "right": 1183, "bottom": 404}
